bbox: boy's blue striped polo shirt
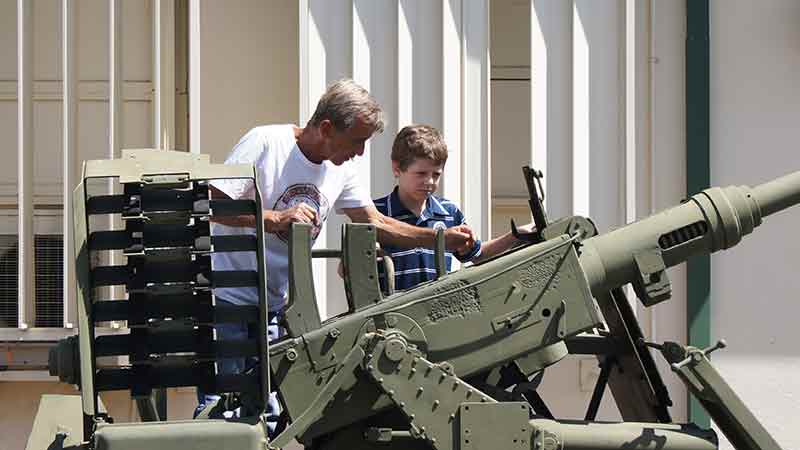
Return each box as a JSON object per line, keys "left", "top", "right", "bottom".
{"left": 373, "top": 187, "right": 481, "bottom": 291}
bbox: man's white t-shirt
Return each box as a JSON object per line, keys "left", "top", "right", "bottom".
{"left": 211, "top": 124, "right": 371, "bottom": 310}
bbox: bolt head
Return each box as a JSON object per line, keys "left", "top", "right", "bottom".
{"left": 384, "top": 337, "right": 407, "bottom": 362}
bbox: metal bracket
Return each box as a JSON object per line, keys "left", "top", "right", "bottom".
{"left": 364, "top": 334, "right": 496, "bottom": 450}
{"left": 342, "top": 224, "right": 384, "bottom": 311}
{"left": 656, "top": 339, "right": 785, "bottom": 450}
{"left": 459, "top": 402, "right": 531, "bottom": 450}
{"left": 632, "top": 248, "right": 672, "bottom": 306}
{"left": 268, "top": 345, "right": 366, "bottom": 450}
{"left": 141, "top": 173, "right": 190, "bottom": 185}
{"left": 284, "top": 224, "right": 322, "bottom": 337}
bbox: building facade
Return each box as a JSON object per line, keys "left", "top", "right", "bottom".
{"left": 0, "top": 1, "right": 798, "bottom": 449}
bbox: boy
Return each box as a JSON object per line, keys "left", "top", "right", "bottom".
{"left": 374, "top": 124, "right": 531, "bottom": 290}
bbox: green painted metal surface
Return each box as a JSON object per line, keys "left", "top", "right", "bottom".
{"left": 686, "top": 0, "right": 711, "bottom": 428}
{"left": 32, "top": 151, "right": 800, "bottom": 450}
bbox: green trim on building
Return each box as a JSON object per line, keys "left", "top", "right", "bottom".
{"left": 685, "top": 0, "right": 711, "bottom": 428}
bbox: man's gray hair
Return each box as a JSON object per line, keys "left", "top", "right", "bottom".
{"left": 309, "top": 79, "right": 385, "bottom": 133}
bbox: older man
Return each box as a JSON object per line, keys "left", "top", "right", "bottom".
{"left": 196, "top": 79, "right": 474, "bottom": 432}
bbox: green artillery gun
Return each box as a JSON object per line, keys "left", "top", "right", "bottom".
{"left": 33, "top": 150, "right": 797, "bottom": 450}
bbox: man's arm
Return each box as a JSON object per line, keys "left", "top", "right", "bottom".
{"left": 342, "top": 205, "right": 474, "bottom": 252}
{"left": 209, "top": 185, "right": 318, "bottom": 232}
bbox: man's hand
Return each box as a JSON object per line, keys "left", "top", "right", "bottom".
{"left": 445, "top": 225, "right": 476, "bottom": 254}
{"left": 265, "top": 203, "right": 319, "bottom": 233}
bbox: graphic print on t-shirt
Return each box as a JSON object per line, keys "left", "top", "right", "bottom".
{"left": 273, "top": 183, "right": 330, "bottom": 242}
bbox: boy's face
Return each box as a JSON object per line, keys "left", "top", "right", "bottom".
{"left": 392, "top": 158, "right": 444, "bottom": 204}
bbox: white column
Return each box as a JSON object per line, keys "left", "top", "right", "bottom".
{"left": 396, "top": 1, "right": 413, "bottom": 129}
{"left": 625, "top": 0, "right": 652, "bottom": 224}
{"left": 461, "top": 0, "right": 491, "bottom": 239}
{"left": 17, "top": 0, "right": 34, "bottom": 330}
{"left": 188, "top": 0, "right": 201, "bottom": 154}
{"left": 301, "top": 0, "right": 353, "bottom": 319}
{"left": 650, "top": 0, "right": 688, "bottom": 420}
{"left": 625, "top": 0, "right": 653, "bottom": 317}
{"left": 440, "top": 0, "right": 462, "bottom": 205}
{"left": 352, "top": 0, "right": 373, "bottom": 193}
{"left": 572, "top": 0, "right": 625, "bottom": 232}
{"left": 397, "top": 0, "right": 443, "bottom": 131}
{"left": 530, "top": 0, "right": 573, "bottom": 218}
{"left": 153, "top": 0, "right": 176, "bottom": 150}
{"left": 572, "top": 3, "right": 590, "bottom": 220}
{"left": 62, "top": 0, "right": 79, "bottom": 329}
{"left": 110, "top": 0, "right": 123, "bottom": 160}
{"left": 353, "top": 0, "right": 396, "bottom": 196}
{"left": 109, "top": 0, "right": 124, "bottom": 303}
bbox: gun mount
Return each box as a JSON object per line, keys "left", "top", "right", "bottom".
{"left": 32, "top": 150, "right": 797, "bottom": 450}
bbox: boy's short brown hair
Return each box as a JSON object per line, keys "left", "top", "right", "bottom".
{"left": 391, "top": 125, "right": 448, "bottom": 171}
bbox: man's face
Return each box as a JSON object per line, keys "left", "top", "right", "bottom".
{"left": 393, "top": 158, "right": 444, "bottom": 205}
{"left": 320, "top": 116, "right": 375, "bottom": 166}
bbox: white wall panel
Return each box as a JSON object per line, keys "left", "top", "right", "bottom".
{"left": 490, "top": 0, "right": 530, "bottom": 202}
{"left": 200, "top": 0, "right": 298, "bottom": 162}
{"left": 0, "top": 102, "right": 17, "bottom": 206}
{"left": 78, "top": 102, "right": 110, "bottom": 164}
{"left": 353, "top": 0, "right": 396, "bottom": 197}
{"left": 647, "top": 0, "right": 687, "bottom": 423}
{"left": 401, "top": 0, "right": 443, "bottom": 129}
{"left": 530, "top": 0, "right": 573, "bottom": 218}
{"left": 33, "top": 0, "right": 59, "bottom": 81}
{"left": 538, "top": 0, "right": 627, "bottom": 415}
{"left": 78, "top": 0, "right": 109, "bottom": 81}
{"left": 0, "top": 0, "right": 16, "bottom": 80}
{"left": 461, "top": 0, "right": 491, "bottom": 239}
{"left": 440, "top": 0, "right": 462, "bottom": 205}
{"left": 516, "top": 0, "right": 688, "bottom": 421}
{"left": 490, "top": 80, "right": 530, "bottom": 200}
{"left": 33, "top": 102, "right": 63, "bottom": 201}
{"left": 301, "top": 0, "right": 491, "bottom": 317}
{"left": 572, "top": 0, "right": 624, "bottom": 234}
{"left": 123, "top": 1, "right": 154, "bottom": 82}
{"left": 710, "top": 1, "right": 800, "bottom": 448}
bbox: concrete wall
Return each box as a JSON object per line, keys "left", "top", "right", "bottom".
{"left": 710, "top": 1, "right": 800, "bottom": 449}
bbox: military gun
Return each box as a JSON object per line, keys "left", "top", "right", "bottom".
{"left": 35, "top": 150, "right": 797, "bottom": 450}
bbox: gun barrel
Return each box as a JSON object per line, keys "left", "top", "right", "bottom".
{"left": 752, "top": 170, "right": 800, "bottom": 218}
{"left": 579, "top": 170, "right": 800, "bottom": 301}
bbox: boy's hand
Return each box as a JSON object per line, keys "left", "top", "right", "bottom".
{"left": 445, "top": 225, "right": 476, "bottom": 254}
